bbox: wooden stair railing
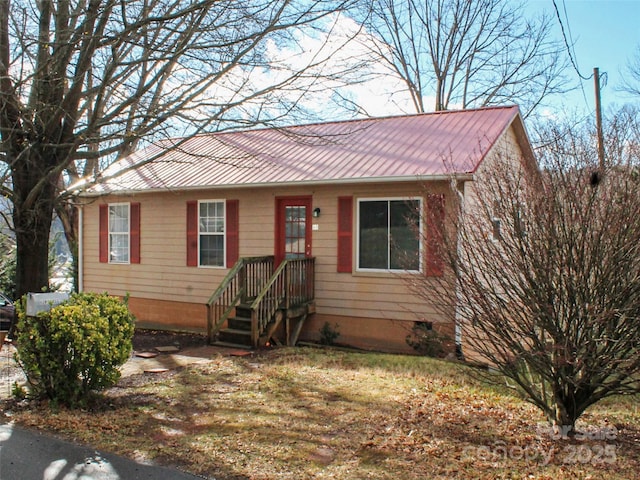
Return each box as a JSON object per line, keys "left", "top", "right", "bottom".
{"left": 250, "top": 260, "right": 288, "bottom": 347}
{"left": 250, "top": 257, "right": 316, "bottom": 347}
{"left": 206, "top": 256, "right": 274, "bottom": 343}
{"left": 208, "top": 256, "right": 315, "bottom": 347}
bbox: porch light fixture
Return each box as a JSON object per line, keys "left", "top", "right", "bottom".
{"left": 313, "top": 207, "right": 321, "bottom": 218}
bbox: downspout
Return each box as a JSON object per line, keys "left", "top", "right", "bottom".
{"left": 77, "top": 204, "right": 84, "bottom": 292}
{"left": 454, "top": 178, "right": 468, "bottom": 360}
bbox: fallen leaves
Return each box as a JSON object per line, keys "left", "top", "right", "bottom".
{"left": 2, "top": 348, "right": 638, "bottom": 479}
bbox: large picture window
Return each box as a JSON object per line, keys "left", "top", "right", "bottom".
{"left": 357, "top": 198, "right": 421, "bottom": 271}
{"left": 199, "top": 200, "right": 225, "bottom": 267}
{"left": 109, "top": 203, "right": 130, "bottom": 263}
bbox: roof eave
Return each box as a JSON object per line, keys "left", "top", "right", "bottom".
{"left": 78, "top": 173, "right": 474, "bottom": 198}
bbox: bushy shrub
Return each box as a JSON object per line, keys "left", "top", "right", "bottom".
{"left": 15, "top": 292, "right": 135, "bottom": 407}
{"left": 405, "top": 322, "right": 450, "bottom": 358}
{"left": 319, "top": 322, "right": 340, "bottom": 345}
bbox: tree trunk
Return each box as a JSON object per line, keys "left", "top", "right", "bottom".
{"left": 14, "top": 202, "right": 55, "bottom": 298}
{"left": 551, "top": 385, "right": 577, "bottom": 437}
{"left": 12, "top": 158, "right": 60, "bottom": 299}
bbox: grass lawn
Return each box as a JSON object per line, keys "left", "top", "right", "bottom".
{"left": 3, "top": 347, "right": 639, "bottom": 479}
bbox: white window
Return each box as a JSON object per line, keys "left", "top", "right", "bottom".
{"left": 357, "top": 198, "right": 421, "bottom": 272}
{"left": 490, "top": 200, "right": 504, "bottom": 241}
{"left": 109, "top": 203, "right": 130, "bottom": 263}
{"left": 199, "top": 200, "right": 225, "bottom": 267}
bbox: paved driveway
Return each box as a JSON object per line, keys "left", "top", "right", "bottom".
{"left": 0, "top": 341, "right": 247, "bottom": 479}
{"left": 0, "top": 423, "right": 207, "bottom": 479}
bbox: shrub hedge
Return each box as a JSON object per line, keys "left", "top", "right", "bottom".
{"left": 15, "top": 292, "right": 135, "bottom": 407}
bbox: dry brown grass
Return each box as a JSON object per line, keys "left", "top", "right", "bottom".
{"left": 2, "top": 347, "right": 639, "bottom": 479}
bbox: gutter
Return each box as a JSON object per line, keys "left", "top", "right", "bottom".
{"left": 77, "top": 173, "right": 476, "bottom": 198}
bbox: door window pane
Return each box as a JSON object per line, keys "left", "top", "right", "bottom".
{"left": 284, "top": 205, "right": 306, "bottom": 259}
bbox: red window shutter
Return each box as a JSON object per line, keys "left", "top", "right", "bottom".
{"left": 425, "top": 194, "right": 445, "bottom": 277}
{"left": 130, "top": 202, "right": 141, "bottom": 264}
{"left": 337, "top": 196, "right": 353, "bottom": 273}
{"left": 186, "top": 201, "right": 198, "bottom": 267}
{"left": 226, "top": 199, "right": 239, "bottom": 267}
{"left": 99, "top": 204, "right": 109, "bottom": 263}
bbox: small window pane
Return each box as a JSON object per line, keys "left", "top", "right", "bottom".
{"left": 109, "top": 205, "right": 128, "bottom": 233}
{"left": 389, "top": 200, "right": 420, "bottom": 270}
{"left": 200, "top": 202, "right": 224, "bottom": 233}
{"left": 199, "top": 201, "right": 225, "bottom": 266}
{"left": 200, "top": 235, "right": 224, "bottom": 266}
{"left": 110, "top": 233, "right": 129, "bottom": 263}
{"left": 359, "top": 201, "right": 388, "bottom": 269}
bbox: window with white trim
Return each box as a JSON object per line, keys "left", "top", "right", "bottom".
{"left": 109, "top": 203, "right": 130, "bottom": 263}
{"left": 490, "top": 200, "right": 502, "bottom": 241}
{"left": 357, "top": 198, "right": 421, "bottom": 272}
{"left": 199, "top": 200, "right": 225, "bottom": 267}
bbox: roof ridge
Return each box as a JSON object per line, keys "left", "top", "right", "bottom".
{"left": 186, "top": 105, "right": 521, "bottom": 140}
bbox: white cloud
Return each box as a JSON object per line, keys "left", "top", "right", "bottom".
{"left": 174, "top": 13, "right": 423, "bottom": 128}
{"left": 249, "top": 13, "right": 419, "bottom": 120}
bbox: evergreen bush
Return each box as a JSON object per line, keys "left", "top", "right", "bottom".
{"left": 15, "top": 292, "right": 135, "bottom": 407}
{"left": 405, "top": 322, "right": 449, "bottom": 358}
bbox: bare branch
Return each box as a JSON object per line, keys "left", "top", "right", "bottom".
{"left": 0, "top": 0, "right": 360, "bottom": 296}
{"left": 407, "top": 108, "right": 640, "bottom": 430}
{"left": 354, "top": 0, "right": 571, "bottom": 117}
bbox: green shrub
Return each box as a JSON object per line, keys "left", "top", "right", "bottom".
{"left": 15, "top": 292, "right": 135, "bottom": 407}
{"left": 319, "top": 322, "right": 340, "bottom": 346}
{"left": 405, "top": 322, "right": 450, "bottom": 358}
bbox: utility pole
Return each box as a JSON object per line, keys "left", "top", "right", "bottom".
{"left": 594, "top": 67, "right": 605, "bottom": 172}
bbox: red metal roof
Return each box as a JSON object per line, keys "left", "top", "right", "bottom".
{"left": 85, "top": 106, "right": 526, "bottom": 195}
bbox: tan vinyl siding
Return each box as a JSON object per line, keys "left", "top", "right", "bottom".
{"left": 80, "top": 119, "right": 531, "bottom": 352}
{"left": 82, "top": 179, "right": 451, "bottom": 326}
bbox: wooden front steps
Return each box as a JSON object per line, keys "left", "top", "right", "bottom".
{"left": 215, "top": 304, "right": 253, "bottom": 348}
{"left": 207, "top": 256, "right": 316, "bottom": 348}
{"left": 214, "top": 301, "right": 315, "bottom": 349}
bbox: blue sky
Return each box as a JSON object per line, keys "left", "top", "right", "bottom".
{"left": 528, "top": 0, "right": 640, "bottom": 117}
{"left": 268, "top": 2, "right": 640, "bottom": 122}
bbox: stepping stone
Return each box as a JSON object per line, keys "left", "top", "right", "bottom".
{"left": 155, "top": 346, "right": 180, "bottom": 353}
{"left": 135, "top": 351, "right": 159, "bottom": 358}
{"left": 144, "top": 368, "right": 170, "bottom": 374}
{"left": 228, "top": 350, "right": 252, "bottom": 357}
{"left": 309, "top": 447, "right": 335, "bottom": 465}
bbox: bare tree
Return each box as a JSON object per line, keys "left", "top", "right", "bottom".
{"left": 621, "top": 43, "right": 640, "bottom": 98}
{"left": 0, "top": 0, "right": 356, "bottom": 298}
{"left": 354, "top": 0, "right": 569, "bottom": 117}
{"left": 408, "top": 109, "right": 640, "bottom": 431}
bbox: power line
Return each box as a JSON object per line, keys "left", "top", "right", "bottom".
{"left": 553, "top": 0, "right": 606, "bottom": 109}
{"left": 552, "top": 0, "right": 591, "bottom": 81}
